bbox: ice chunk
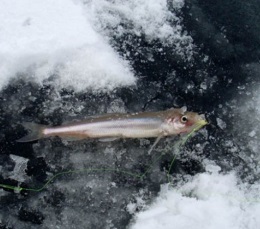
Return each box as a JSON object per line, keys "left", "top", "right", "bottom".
{"left": 216, "top": 118, "right": 227, "bottom": 129}
{"left": 9, "top": 154, "right": 29, "bottom": 182}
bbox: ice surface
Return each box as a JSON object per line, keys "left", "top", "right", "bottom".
{"left": 0, "top": 0, "right": 135, "bottom": 91}
{"left": 131, "top": 165, "right": 260, "bottom": 229}
{"left": 231, "top": 74, "right": 260, "bottom": 163}
{"left": 131, "top": 70, "right": 260, "bottom": 229}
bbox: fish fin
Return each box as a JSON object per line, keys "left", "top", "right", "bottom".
{"left": 147, "top": 135, "right": 162, "bottom": 155}
{"left": 17, "top": 122, "right": 47, "bottom": 142}
{"left": 180, "top": 106, "right": 187, "bottom": 114}
{"left": 98, "top": 137, "right": 119, "bottom": 142}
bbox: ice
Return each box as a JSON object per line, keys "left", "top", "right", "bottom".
{"left": 216, "top": 118, "right": 227, "bottom": 129}
{"left": 231, "top": 80, "right": 260, "bottom": 163}
{"left": 131, "top": 71, "right": 260, "bottom": 229}
{"left": 131, "top": 167, "right": 260, "bottom": 229}
{"left": 248, "top": 130, "right": 256, "bottom": 138}
{"left": 8, "top": 154, "right": 29, "bottom": 182}
{"left": 0, "top": 0, "right": 135, "bottom": 91}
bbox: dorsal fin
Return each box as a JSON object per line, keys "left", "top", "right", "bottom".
{"left": 180, "top": 106, "right": 187, "bottom": 114}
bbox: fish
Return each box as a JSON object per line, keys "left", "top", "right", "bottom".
{"left": 17, "top": 107, "right": 207, "bottom": 144}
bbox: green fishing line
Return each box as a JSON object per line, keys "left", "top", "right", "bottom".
{"left": 166, "top": 123, "right": 206, "bottom": 183}
{"left": 0, "top": 123, "right": 206, "bottom": 193}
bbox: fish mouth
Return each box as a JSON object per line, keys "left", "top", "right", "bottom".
{"left": 197, "top": 119, "right": 208, "bottom": 126}
{"left": 192, "top": 119, "right": 208, "bottom": 131}
{"left": 180, "top": 119, "right": 207, "bottom": 137}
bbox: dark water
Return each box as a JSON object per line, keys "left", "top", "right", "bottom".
{"left": 0, "top": 1, "right": 260, "bottom": 228}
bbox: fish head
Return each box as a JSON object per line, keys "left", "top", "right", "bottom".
{"left": 163, "top": 110, "right": 207, "bottom": 135}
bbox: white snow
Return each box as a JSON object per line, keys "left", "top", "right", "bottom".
{"left": 78, "top": 0, "right": 194, "bottom": 59}
{"left": 131, "top": 165, "right": 260, "bottom": 229}
{"left": 80, "top": 0, "right": 184, "bottom": 39}
{"left": 0, "top": 0, "right": 135, "bottom": 91}
{"left": 0, "top": 0, "right": 194, "bottom": 92}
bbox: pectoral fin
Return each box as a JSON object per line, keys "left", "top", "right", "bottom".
{"left": 147, "top": 135, "right": 163, "bottom": 154}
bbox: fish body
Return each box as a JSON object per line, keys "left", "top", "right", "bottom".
{"left": 17, "top": 107, "right": 207, "bottom": 142}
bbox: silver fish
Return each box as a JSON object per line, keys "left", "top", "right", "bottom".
{"left": 17, "top": 107, "right": 207, "bottom": 143}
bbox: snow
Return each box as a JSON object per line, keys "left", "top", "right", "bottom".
{"left": 0, "top": 0, "right": 135, "bottom": 91}
{"left": 131, "top": 165, "right": 260, "bottom": 229}
{"left": 0, "top": 0, "right": 194, "bottom": 92}
{"left": 80, "top": 0, "right": 184, "bottom": 40}
{"left": 79, "top": 0, "right": 194, "bottom": 59}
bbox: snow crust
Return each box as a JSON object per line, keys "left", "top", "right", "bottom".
{"left": 0, "top": 0, "right": 135, "bottom": 91}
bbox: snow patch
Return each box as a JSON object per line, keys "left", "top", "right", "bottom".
{"left": 79, "top": 0, "right": 194, "bottom": 59}
{"left": 0, "top": 0, "right": 135, "bottom": 92}
{"left": 131, "top": 165, "right": 260, "bottom": 229}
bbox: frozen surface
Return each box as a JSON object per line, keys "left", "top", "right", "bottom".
{"left": 130, "top": 65, "right": 260, "bottom": 229}
{"left": 0, "top": 0, "right": 135, "bottom": 91}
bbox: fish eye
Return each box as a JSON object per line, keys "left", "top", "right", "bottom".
{"left": 181, "top": 115, "right": 188, "bottom": 123}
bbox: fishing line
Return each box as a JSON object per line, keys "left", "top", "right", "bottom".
{"left": 166, "top": 123, "right": 206, "bottom": 183}
{"left": 0, "top": 123, "right": 206, "bottom": 193}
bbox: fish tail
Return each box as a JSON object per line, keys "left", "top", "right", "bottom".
{"left": 17, "top": 122, "right": 47, "bottom": 142}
